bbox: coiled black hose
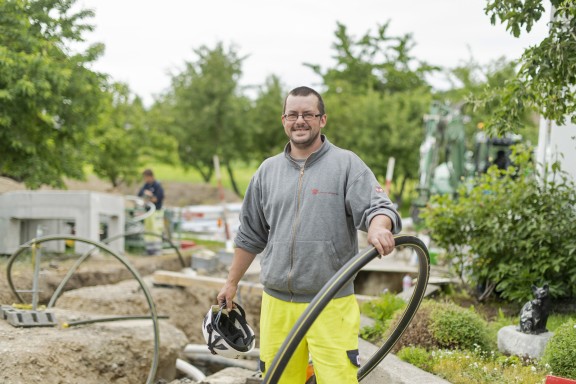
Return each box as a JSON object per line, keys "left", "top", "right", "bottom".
{"left": 262, "top": 234, "right": 430, "bottom": 383}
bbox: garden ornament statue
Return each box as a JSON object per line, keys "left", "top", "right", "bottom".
{"left": 518, "top": 284, "right": 550, "bottom": 334}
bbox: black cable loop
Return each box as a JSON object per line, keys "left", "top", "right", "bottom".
{"left": 262, "top": 234, "right": 430, "bottom": 383}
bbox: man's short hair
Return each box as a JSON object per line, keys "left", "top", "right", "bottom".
{"left": 142, "top": 169, "right": 154, "bottom": 177}
{"left": 283, "top": 86, "right": 325, "bottom": 116}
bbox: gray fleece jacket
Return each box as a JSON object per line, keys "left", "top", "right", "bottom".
{"left": 235, "top": 136, "right": 402, "bottom": 302}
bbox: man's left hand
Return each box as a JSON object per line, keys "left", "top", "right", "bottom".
{"left": 367, "top": 215, "right": 395, "bottom": 256}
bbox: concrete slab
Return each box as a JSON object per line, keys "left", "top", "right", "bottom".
{"left": 497, "top": 325, "right": 554, "bottom": 359}
{"left": 397, "top": 283, "right": 441, "bottom": 302}
{"left": 359, "top": 338, "right": 451, "bottom": 384}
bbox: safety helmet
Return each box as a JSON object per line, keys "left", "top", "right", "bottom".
{"left": 202, "top": 302, "right": 255, "bottom": 359}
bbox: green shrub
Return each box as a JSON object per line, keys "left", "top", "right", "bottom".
{"left": 360, "top": 292, "right": 406, "bottom": 343}
{"left": 429, "top": 302, "right": 491, "bottom": 351}
{"left": 361, "top": 292, "right": 407, "bottom": 323}
{"left": 397, "top": 346, "right": 432, "bottom": 370}
{"left": 387, "top": 300, "right": 437, "bottom": 351}
{"left": 542, "top": 320, "right": 576, "bottom": 379}
{"left": 421, "top": 146, "right": 576, "bottom": 303}
{"left": 359, "top": 322, "right": 387, "bottom": 344}
{"left": 387, "top": 300, "right": 491, "bottom": 352}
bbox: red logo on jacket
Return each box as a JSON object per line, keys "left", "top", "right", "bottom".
{"left": 311, "top": 188, "right": 338, "bottom": 196}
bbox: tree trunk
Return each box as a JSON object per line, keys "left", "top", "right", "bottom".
{"left": 393, "top": 174, "right": 409, "bottom": 209}
{"left": 225, "top": 161, "right": 243, "bottom": 197}
{"left": 195, "top": 163, "right": 213, "bottom": 183}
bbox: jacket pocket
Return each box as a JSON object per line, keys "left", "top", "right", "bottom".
{"left": 260, "top": 241, "right": 291, "bottom": 292}
{"left": 290, "top": 240, "right": 339, "bottom": 294}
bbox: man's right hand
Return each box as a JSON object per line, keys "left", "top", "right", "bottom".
{"left": 217, "top": 247, "right": 257, "bottom": 311}
{"left": 217, "top": 282, "right": 238, "bottom": 311}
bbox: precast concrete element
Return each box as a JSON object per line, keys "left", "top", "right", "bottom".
{"left": 0, "top": 305, "right": 57, "bottom": 327}
{"left": 0, "top": 190, "right": 124, "bottom": 254}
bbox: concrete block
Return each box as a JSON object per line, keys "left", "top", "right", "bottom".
{"left": 217, "top": 249, "right": 234, "bottom": 266}
{"left": 497, "top": 325, "right": 554, "bottom": 359}
{"left": 192, "top": 250, "right": 218, "bottom": 272}
{"left": 1, "top": 307, "right": 57, "bottom": 327}
{"left": 199, "top": 367, "right": 254, "bottom": 384}
{"left": 0, "top": 190, "right": 124, "bottom": 254}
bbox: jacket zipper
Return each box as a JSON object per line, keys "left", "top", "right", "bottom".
{"left": 287, "top": 165, "right": 306, "bottom": 301}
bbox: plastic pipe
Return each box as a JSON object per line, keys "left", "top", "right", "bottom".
{"left": 175, "top": 359, "right": 206, "bottom": 381}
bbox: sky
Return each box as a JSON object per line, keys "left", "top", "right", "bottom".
{"left": 76, "top": 0, "right": 551, "bottom": 106}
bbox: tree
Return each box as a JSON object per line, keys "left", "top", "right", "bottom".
{"left": 422, "top": 147, "right": 576, "bottom": 303}
{"left": 306, "top": 21, "right": 437, "bottom": 96}
{"left": 89, "top": 82, "right": 177, "bottom": 187}
{"left": 247, "top": 75, "right": 286, "bottom": 161}
{"left": 0, "top": 0, "right": 106, "bottom": 188}
{"left": 161, "top": 42, "right": 250, "bottom": 195}
{"left": 306, "top": 22, "right": 436, "bottom": 204}
{"left": 442, "top": 57, "right": 539, "bottom": 144}
{"left": 474, "top": 1, "right": 576, "bottom": 136}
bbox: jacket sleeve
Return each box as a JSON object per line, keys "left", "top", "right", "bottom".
{"left": 234, "top": 172, "right": 269, "bottom": 254}
{"left": 345, "top": 168, "right": 402, "bottom": 234}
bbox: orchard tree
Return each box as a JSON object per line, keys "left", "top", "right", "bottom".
{"left": 89, "top": 83, "right": 177, "bottom": 187}
{"left": 307, "top": 22, "right": 436, "bottom": 204}
{"left": 306, "top": 21, "right": 437, "bottom": 96}
{"left": 475, "top": 1, "right": 576, "bottom": 135}
{"left": 248, "top": 75, "right": 286, "bottom": 161}
{"left": 161, "top": 42, "right": 250, "bottom": 195}
{"left": 0, "top": 0, "right": 105, "bottom": 188}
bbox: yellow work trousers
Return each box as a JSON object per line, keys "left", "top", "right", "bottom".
{"left": 259, "top": 292, "right": 361, "bottom": 384}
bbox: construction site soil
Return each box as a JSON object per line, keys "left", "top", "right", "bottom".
{"left": 0, "top": 176, "right": 251, "bottom": 383}
{"left": 0, "top": 251, "right": 261, "bottom": 383}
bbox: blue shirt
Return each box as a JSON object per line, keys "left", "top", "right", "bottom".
{"left": 138, "top": 180, "right": 164, "bottom": 209}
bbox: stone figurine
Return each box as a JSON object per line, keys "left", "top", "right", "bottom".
{"left": 518, "top": 284, "right": 550, "bottom": 334}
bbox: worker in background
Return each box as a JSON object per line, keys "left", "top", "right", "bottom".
{"left": 217, "top": 86, "right": 401, "bottom": 383}
{"left": 138, "top": 169, "right": 164, "bottom": 209}
{"left": 138, "top": 169, "right": 165, "bottom": 255}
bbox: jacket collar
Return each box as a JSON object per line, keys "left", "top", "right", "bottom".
{"left": 284, "top": 135, "right": 332, "bottom": 169}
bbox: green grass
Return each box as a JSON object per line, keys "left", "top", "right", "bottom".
{"left": 141, "top": 161, "right": 257, "bottom": 194}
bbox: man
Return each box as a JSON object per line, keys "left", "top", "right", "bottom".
{"left": 138, "top": 169, "right": 164, "bottom": 209}
{"left": 138, "top": 169, "right": 165, "bottom": 255}
{"left": 217, "top": 86, "right": 401, "bottom": 383}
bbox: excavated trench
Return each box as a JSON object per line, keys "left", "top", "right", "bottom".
{"left": 0, "top": 249, "right": 261, "bottom": 383}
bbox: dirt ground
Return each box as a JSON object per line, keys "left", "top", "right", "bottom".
{"left": 0, "top": 248, "right": 262, "bottom": 383}
{"left": 0, "top": 310, "right": 187, "bottom": 384}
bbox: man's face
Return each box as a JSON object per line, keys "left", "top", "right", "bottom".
{"left": 143, "top": 175, "right": 154, "bottom": 184}
{"left": 282, "top": 94, "right": 326, "bottom": 151}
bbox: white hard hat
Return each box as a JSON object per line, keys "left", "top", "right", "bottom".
{"left": 202, "top": 302, "right": 255, "bottom": 359}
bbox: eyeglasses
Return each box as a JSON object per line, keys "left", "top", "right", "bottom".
{"left": 283, "top": 113, "right": 322, "bottom": 122}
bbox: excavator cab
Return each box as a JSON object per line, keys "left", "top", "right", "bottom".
{"left": 473, "top": 131, "right": 522, "bottom": 174}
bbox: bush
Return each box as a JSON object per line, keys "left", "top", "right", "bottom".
{"left": 542, "top": 320, "right": 576, "bottom": 379}
{"left": 397, "top": 346, "right": 432, "bottom": 370}
{"left": 360, "top": 292, "right": 406, "bottom": 343}
{"left": 421, "top": 146, "right": 576, "bottom": 303}
{"left": 430, "top": 303, "right": 491, "bottom": 351}
{"left": 361, "top": 292, "right": 406, "bottom": 323}
{"left": 387, "top": 300, "right": 491, "bottom": 352}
